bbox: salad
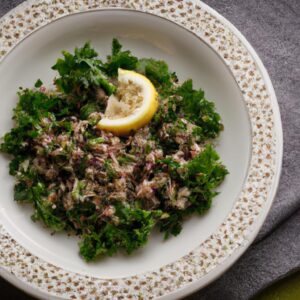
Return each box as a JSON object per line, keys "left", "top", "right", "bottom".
{"left": 0, "top": 39, "right": 228, "bottom": 261}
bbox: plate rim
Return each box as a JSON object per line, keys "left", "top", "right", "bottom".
{"left": 161, "top": 1, "right": 283, "bottom": 298}
{"left": 0, "top": 1, "right": 283, "bottom": 299}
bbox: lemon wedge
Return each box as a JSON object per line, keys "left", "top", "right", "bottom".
{"left": 97, "top": 69, "right": 158, "bottom": 136}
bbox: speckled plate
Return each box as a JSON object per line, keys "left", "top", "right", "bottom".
{"left": 0, "top": 1, "right": 282, "bottom": 299}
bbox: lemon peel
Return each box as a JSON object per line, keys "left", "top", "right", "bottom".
{"left": 97, "top": 69, "right": 158, "bottom": 136}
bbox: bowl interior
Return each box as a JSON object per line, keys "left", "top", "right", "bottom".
{"left": 0, "top": 9, "right": 251, "bottom": 278}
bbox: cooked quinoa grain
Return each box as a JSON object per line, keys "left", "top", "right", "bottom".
{"left": 0, "top": 39, "right": 228, "bottom": 261}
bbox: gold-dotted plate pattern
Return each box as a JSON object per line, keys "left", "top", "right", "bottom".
{"left": 0, "top": 1, "right": 282, "bottom": 299}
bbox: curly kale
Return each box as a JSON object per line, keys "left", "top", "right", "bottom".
{"left": 0, "top": 39, "right": 228, "bottom": 261}
{"left": 136, "top": 58, "right": 176, "bottom": 95}
{"left": 158, "top": 145, "right": 228, "bottom": 237}
{"left": 79, "top": 204, "right": 160, "bottom": 260}
{"left": 103, "top": 38, "right": 138, "bottom": 77}
{"left": 176, "top": 79, "right": 223, "bottom": 140}
{"left": 52, "top": 42, "right": 116, "bottom": 99}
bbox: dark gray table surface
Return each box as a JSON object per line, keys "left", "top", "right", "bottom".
{"left": 0, "top": 0, "right": 299, "bottom": 299}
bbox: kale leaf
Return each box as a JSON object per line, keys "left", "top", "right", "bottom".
{"left": 0, "top": 39, "right": 228, "bottom": 261}
{"left": 104, "top": 38, "right": 138, "bottom": 77}
{"left": 176, "top": 79, "right": 223, "bottom": 140}
{"left": 183, "top": 144, "right": 228, "bottom": 209}
{"left": 52, "top": 42, "right": 115, "bottom": 99}
{"left": 79, "top": 204, "right": 158, "bottom": 261}
{"left": 80, "top": 102, "right": 100, "bottom": 120}
{"left": 157, "top": 145, "right": 228, "bottom": 237}
{"left": 136, "top": 58, "right": 175, "bottom": 94}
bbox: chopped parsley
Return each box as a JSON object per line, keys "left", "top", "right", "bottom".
{"left": 0, "top": 39, "right": 228, "bottom": 261}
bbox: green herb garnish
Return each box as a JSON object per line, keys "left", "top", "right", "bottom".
{"left": 0, "top": 39, "right": 228, "bottom": 261}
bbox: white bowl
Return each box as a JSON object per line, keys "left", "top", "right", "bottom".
{"left": 0, "top": 2, "right": 282, "bottom": 299}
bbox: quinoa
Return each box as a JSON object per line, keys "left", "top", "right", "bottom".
{"left": 0, "top": 39, "right": 228, "bottom": 261}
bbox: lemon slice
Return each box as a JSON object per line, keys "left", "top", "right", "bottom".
{"left": 97, "top": 69, "right": 158, "bottom": 136}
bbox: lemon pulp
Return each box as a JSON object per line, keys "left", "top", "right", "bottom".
{"left": 97, "top": 69, "right": 158, "bottom": 136}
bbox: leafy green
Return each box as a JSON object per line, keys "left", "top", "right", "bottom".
{"left": 185, "top": 145, "right": 228, "bottom": 186}
{"left": 0, "top": 39, "right": 228, "bottom": 261}
{"left": 9, "top": 155, "right": 26, "bottom": 175}
{"left": 158, "top": 210, "right": 183, "bottom": 238}
{"left": 157, "top": 157, "right": 181, "bottom": 179}
{"left": 52, "top": 42, "right": 116, "bottom": 98}
{"left": 117, "top": 154, "right": 136, "bottom": 165}
{"left": 157, "top": 145, "right": 228, "bottom": 237}
{"left": 0, "top": 88, "right": 69, "bottom": 156}
{"left": 80, "top": 204, "right": 158, "bottom": 261}
{"left": 136, "top": 58, "right": 174, "bottom": 93}
{"left": 152, "top": 96, "right": 178, "bottom": 128}
{"left": 184, "top": 144, "right": 228, "bottom": 208}
{"left": 0, "top": 127, "right": 29, "bottom": 156}
{"left": 16, "top": 89, "right": 46, "bottom": 117}
{"left": 87, "top": 137, "right": 105, "bottom": 147}
{"left": 33, "top": 198, "right": 66, "bottom": 232}
{"left": 34, "top": 79, "right": 43, "bottom": 88}
{"left": 71, "top": 179, "right": 86, "bottom": 202}
{"left": 66, "top": 201, "right": 98, "bottom": 233}
{"left": 80, "top": 102, "right": 100, "bottom": 120}
{"left": 104, "top": 38, "right": 138, "bottom": 77}
{"left": 14, "top": 180, "right": 33, "bottom": 202}
{"left": 104, "top": 160, "right": 117, "bottom": 181}
{"left": 176, "top": 80, "right": 223, "bottom": 140}
{"left": 30, "top": 182, "right": 66, "bottom": 231}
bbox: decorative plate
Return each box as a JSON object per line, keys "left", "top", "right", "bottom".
{"left": 0, "top": 1, "right": 282, "bottom": 299}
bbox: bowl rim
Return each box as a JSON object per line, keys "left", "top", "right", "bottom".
{"left": 0, "top": 2, "right": 283, "bottom": 300}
